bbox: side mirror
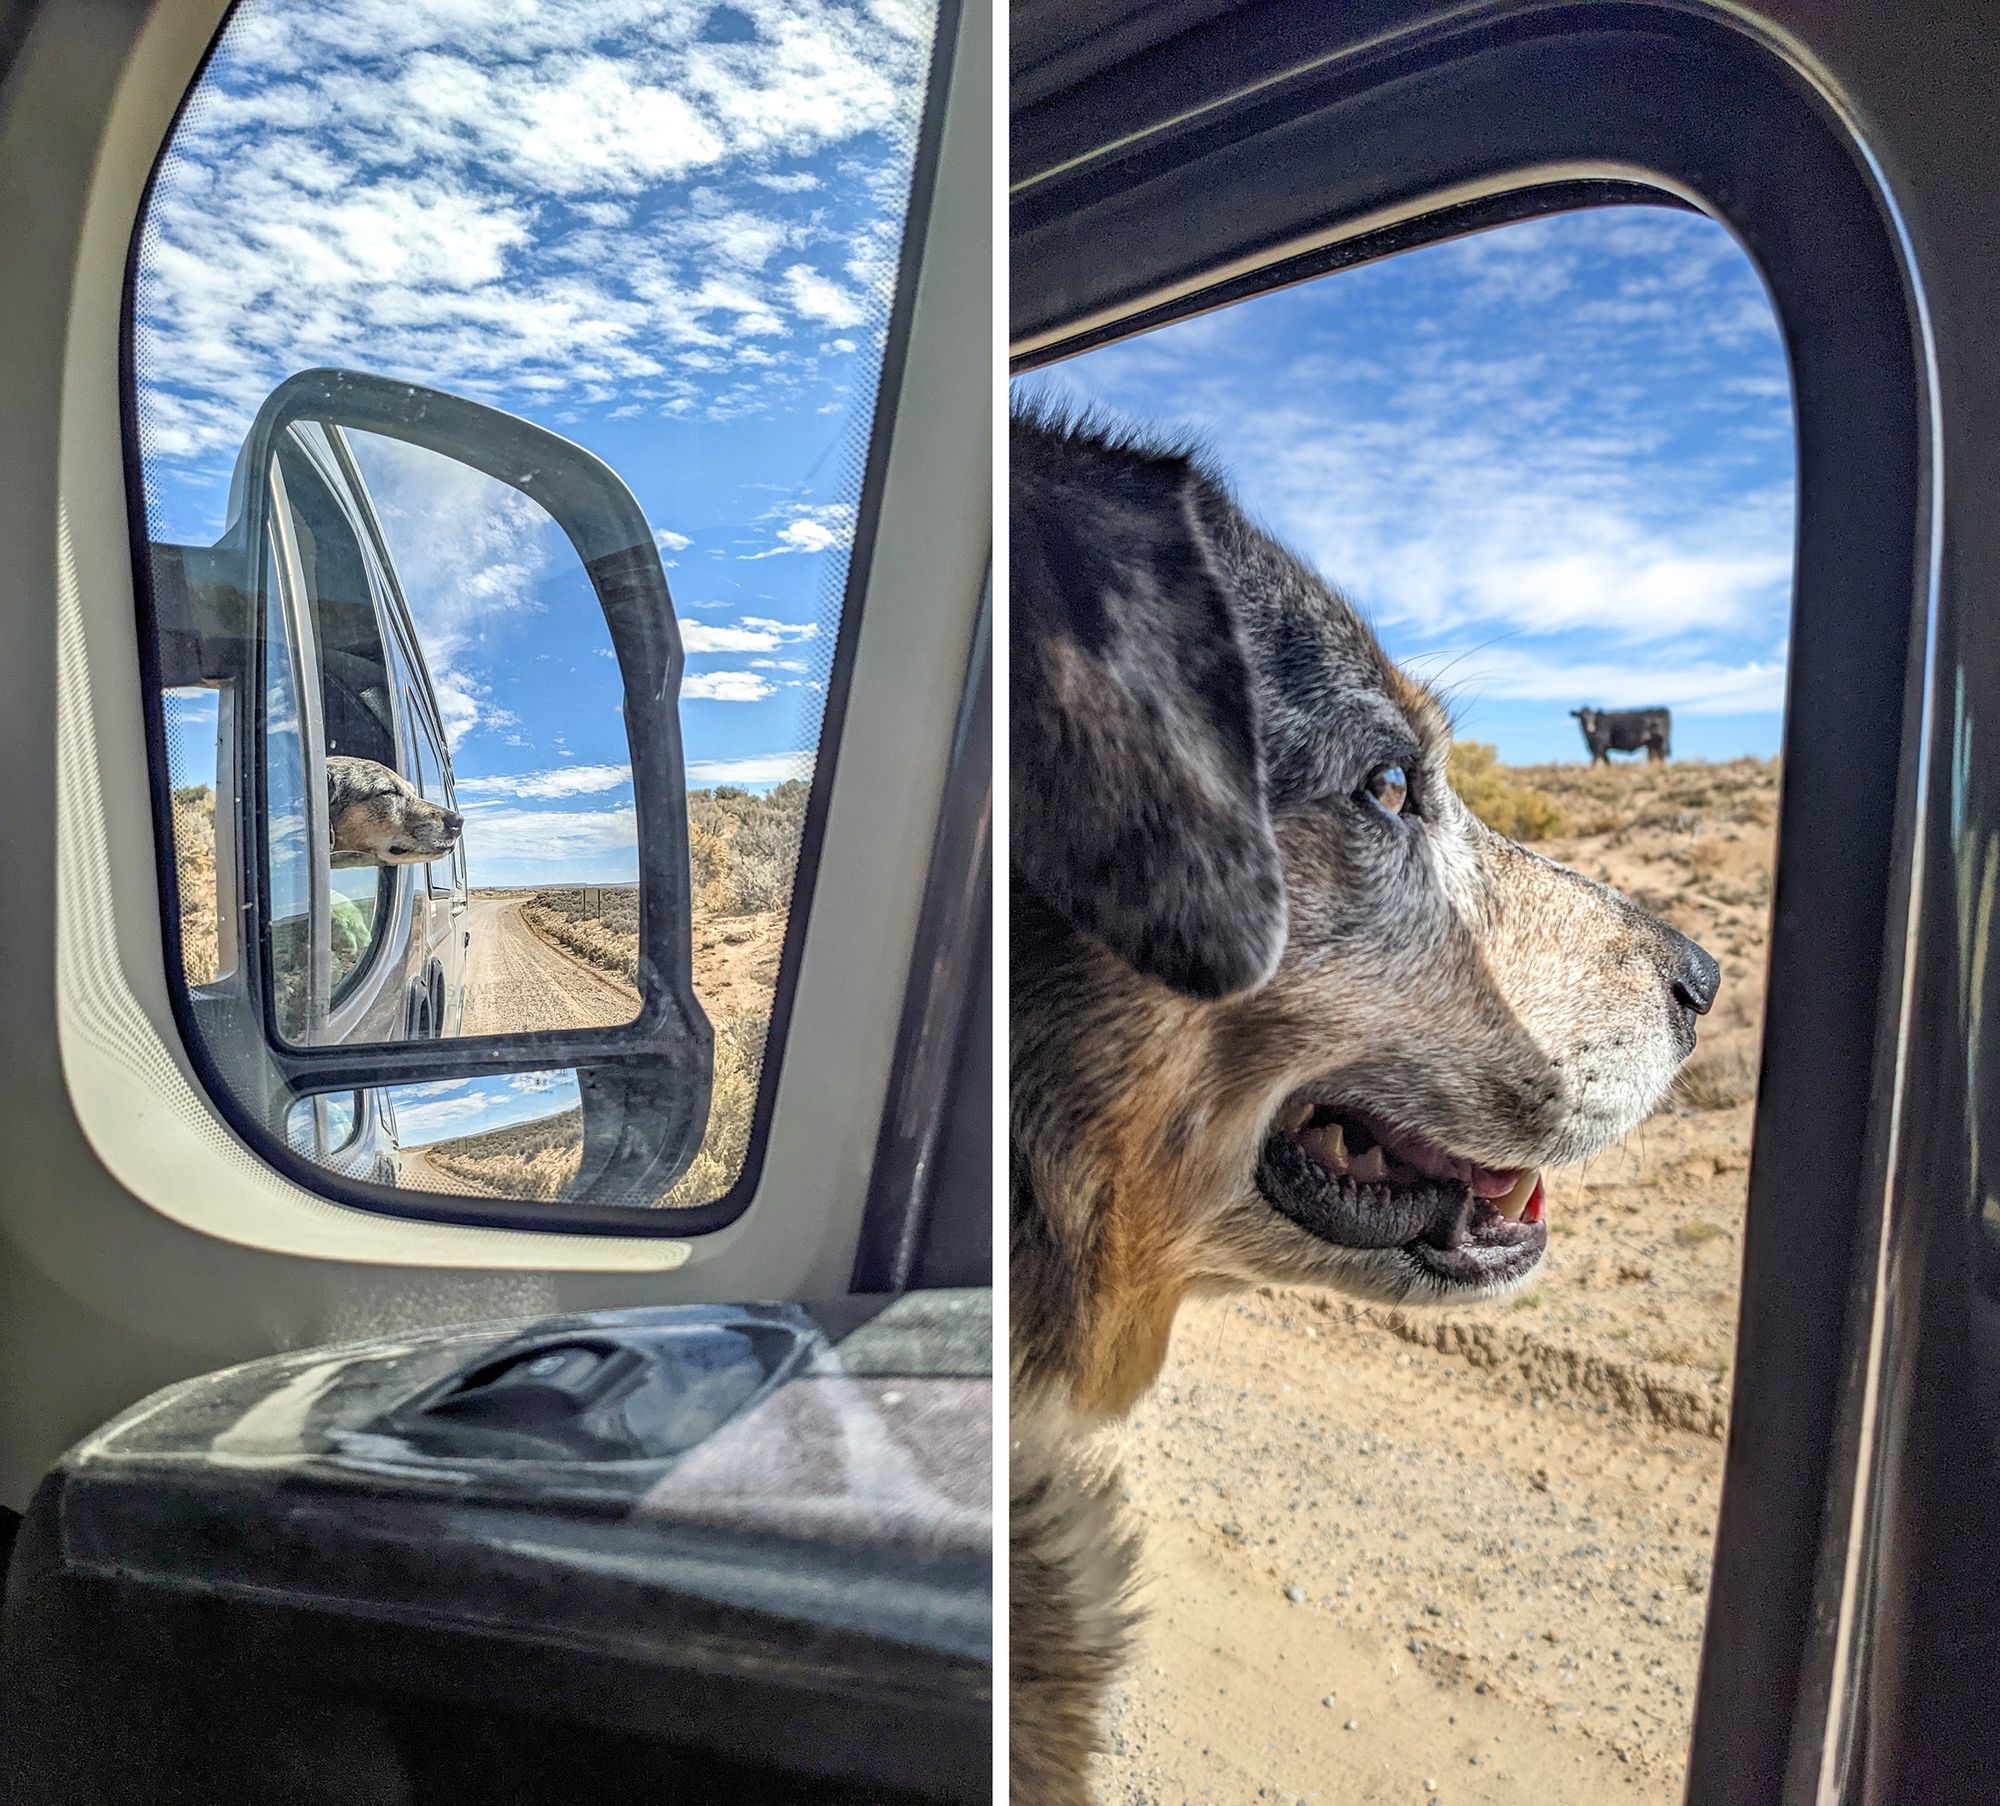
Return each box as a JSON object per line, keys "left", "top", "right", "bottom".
{"left": 149, "top": 369, "right": 712, "bottom": 1216}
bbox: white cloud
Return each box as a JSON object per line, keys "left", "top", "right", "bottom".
{"left": 782, "top": 262, "right": 867, "bottom": 327}
{"left": 1419, "top": 646, "right": 1789, "bottom": 716}
{"left": 777, "top": 517, "right": 838, "bottom": 553}
{"left": 679, "top": 614, "right": 816, "bottom": 652}
{"left": 739, "top": 502, "right": 855, "bottom": 559}
{"left": 457, "top": 802, "right": 638, "bottom": 856}
{"left": 686, "top": 751, "right": 815, "bottom": 785}
{"left": 681, "top": 670, "right": 775, "bottom": 701}
{"left": 342, "top": 434, "right": 562, "bottom": 747}
{"left": 653, "top": 527, "right": 692, "bottom": 552}
{"left": 1017, "top": 204, "right": 1796, "bottom": 758}
{"left": 456, "top": 762, "right": 631, "bottom": 799}
{"left": 506, "top": 1070, "right": 565, "bottom": 1094}
{"left": 132, "top": 0, "right": 933, "bottom": 464}
{"left": 394, "top": 1091, "right": 501, "bottom": 1142}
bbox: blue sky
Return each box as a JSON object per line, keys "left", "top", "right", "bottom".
{"left": 1017, "top": 207, "right": 1796, "bottom": 765}
{"left": 140, "top": 0, "right": 933, "bottom": 886}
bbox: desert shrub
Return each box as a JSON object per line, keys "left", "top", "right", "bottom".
{"left": 535, "top": 886, "right": 639, "bottom": 935}
{"left": 425, "top": 1107, "right": 585, "bottom": 1202}
{"left": 1447, "top": 743, "right": 1570, "bottom": 841}
{"left": 687, "top": 779, "right": 810, "bottom": 915}
{"left": 722, "top": 811, "right": 798, "bottom": 912}
{"left": 689, "top": 821, "right": 731, "bottom": 912}
{"left": 171, "top": 784, "right": 220, "bottom": 984}
{"left": 522, "top": 900, "right": 641, "bottom": 986}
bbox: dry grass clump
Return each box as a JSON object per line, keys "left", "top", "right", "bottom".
{"left": 171, "top": 784, "right": 220, "bottom": 984}
{"left": 1676, "top": 1042, "right": 1758, "bottom": 1111}
{"left": 1517, "top": 755, "right": 1780, "bottom": 836}
{"left": 1448, "top": 742, "right": 1570, "bottom": 841}
{"left": 522, "top": 898, "right": 640, "bottom": 984}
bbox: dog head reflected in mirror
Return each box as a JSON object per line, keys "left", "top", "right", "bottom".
{"left": 327, "top": 755, "right": 462, "bottom": 868}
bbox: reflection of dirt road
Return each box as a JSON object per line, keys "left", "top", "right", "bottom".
{"left": 395, "top": 1142, "right": 472, "bottom": 1196}
{"left": 459, "top": 895, "right": 638, "bottom": 1036}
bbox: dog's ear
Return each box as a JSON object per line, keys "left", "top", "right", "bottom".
{"left": 1010, "top": 431, "right": 1285, "bottom": 1000}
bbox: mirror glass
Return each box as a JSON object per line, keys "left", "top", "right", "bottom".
{"left": 287, "top": 1065, "right": 722, "bottom": 1209}
{"left": 252, "top": 423, "right": 641, "bottom": 1048}
{"left": 286, "top": 1069, "right": 584, "bottom": 1198}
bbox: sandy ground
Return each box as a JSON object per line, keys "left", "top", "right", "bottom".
{"left": 690, "top": 909, "right": 786, "bottom": 1020}
{"left": 1092, "top": 758, "right": 1774, "bottom": 1806}
{"left": 459, "top": 894, "right": 640, "bottom": 1035}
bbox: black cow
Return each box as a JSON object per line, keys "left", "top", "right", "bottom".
{"left": 1571, "top": 706, "right": 1672, "bottom": 765}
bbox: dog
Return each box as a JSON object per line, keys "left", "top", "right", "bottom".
{"left": 326, "top": 754, "right": 463, "bottom": 868}
{"left": 1008, "top": 405, "right": 1719, "bottom": 1804}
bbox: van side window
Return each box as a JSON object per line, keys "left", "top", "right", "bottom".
{"left": 272, "top": 434, "right": 396, "bottom": 1003}
{"left": 259, "top": 534, "right": 313, "bottom": 1046}
{"left": 409, "top": 711, "right": 452, "bottom": 898}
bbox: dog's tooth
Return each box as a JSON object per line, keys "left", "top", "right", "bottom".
{"left": 1493, "top": 1169, "right": 1541, "bottom": 1222}
{"left": 1348, "top": 1145, "right": 1387, "bottom": 1183}
{"left": 1287, "top": 1103, "right": 1314, "bottom": 1135}
{"left": 1297, "top": 1121, "right": 1348, "bottom": 1174}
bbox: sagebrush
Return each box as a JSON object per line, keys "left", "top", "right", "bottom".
{"left": 171, "top": 784, "right": 220, "bottom": 985}
{"left": 1447, "top": 743, "right": 1569, "bottom": 840}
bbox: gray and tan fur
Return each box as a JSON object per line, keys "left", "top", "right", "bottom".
{"left": 326, "top": 754, "right": 462, "bottom": 868}
{"left": 1009, "top": 406, "right": 1718, "bottom": 1803}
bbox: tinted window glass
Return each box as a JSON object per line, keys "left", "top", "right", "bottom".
{"left": 260, "top": 531, "right": 312, "bottom": 1046}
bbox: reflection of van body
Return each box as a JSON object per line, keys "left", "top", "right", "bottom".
{"left": 182, "top": 418, "right": 469, "bottom": 1185}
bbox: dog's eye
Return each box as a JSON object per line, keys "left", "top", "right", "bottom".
{"left": 1362, "top": 764, "right": 1412, "bottom": 819}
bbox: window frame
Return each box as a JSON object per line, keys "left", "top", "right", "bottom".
{"left": 1011, "top": 6, "right": 1937, "bottom": 1801}
{"left": 123, "top": 0, "right": 969, "bottom": 1240}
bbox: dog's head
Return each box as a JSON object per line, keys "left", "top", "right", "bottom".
{"left": 1011, "top": 408, "right": 1717, "bottom": 1414}
{"left": 326, "top": 754, "right": 463, "bottom": 868}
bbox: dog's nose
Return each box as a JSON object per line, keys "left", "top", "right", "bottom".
{"left": 442, "top": 811, "right": 463, "bottom": 834}
{"left": 1662, "top": 926, "right": 1720, "bottom": 1017}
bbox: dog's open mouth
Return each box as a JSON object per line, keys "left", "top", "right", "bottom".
{"left": 1255, "top": 1100, "right": 1547, "bottom": 1288}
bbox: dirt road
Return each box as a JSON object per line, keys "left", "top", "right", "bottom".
{"left": 459, "top": 895, "right": 638, "bottom": 1036}
{"left": 1094, "top": 1290, "right": 1723, "bottom": 1805}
